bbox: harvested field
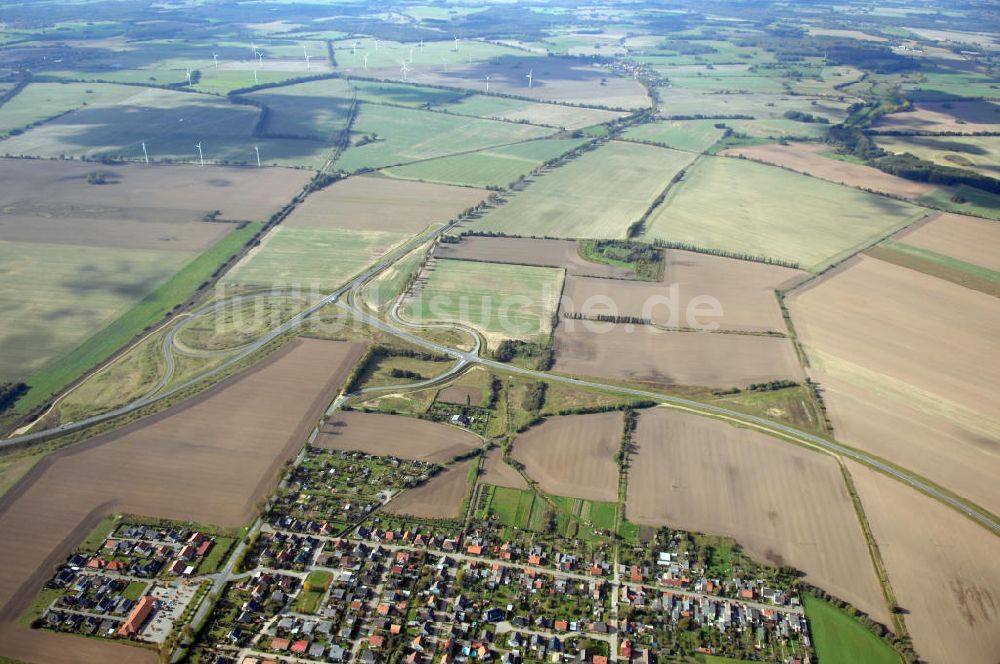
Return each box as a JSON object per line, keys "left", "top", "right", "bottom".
{"left": 623, "top": 119, "right": 726, "bottom": 153}
{"left": 656, "top": 89, "right": 850, "bottom": 122}
{"left": 627, "top": 408, "right": 888, "bottom": 624}
{"left": 511, "top": 412, "right": 622, "bottom": 502}
{"left": 720, "top": 143, "right": 934, "bottom": 199}
{"left": 876, "top": 134, "right": 1000, "bottom": 179}
{"left": 472, "top": 141, "right": 693, "bottom": 239}
{"left": 0, "top": 82, "right": 147, "bottom": 136}
{"left": 316, "top": 411, "right": 480, "bottom": 463}
{"left": 896, "top": 213, "right": 1000, "bottom": 271}
{"left": 872, "top": 100, "right": 1000, "bottom": 134}
{"left": 562, "top": 251, "right": 804, "bottom": 333}
{"left": 0, "top": 214, "right": 230, "bottom": 252}
{"left": 0, "top": 339, "right": 362, "bottom": 664}
{"left": 480, "top": 449, "right": 528, "bottom": 490}
{"left": 448, "top": 95, "right": 626, "bottom": 130}
{"left": 435, "top": 236, "right": 633, "bottom": 278}
{"left": 788, "top": 255, "right": 1000, "bottom": 514}
{"left": 553, "top": 324, "right": 803, "bottom": 390}
{"left": 848, "top": 460, "right": 1000, "bottom": 664}
{"left": 437, "top": 385, "right": 484, "bottom": 406}
{"left": 0, "top": 158, "right": 311, "bottom": 223}
{"left": 644, "top": 156, "right": 927, "bottom": 272}
{"left": 286, "top": 175, "right": 487, "bottom": 233}
{"left": 385, "top": 459, "right": 474, "bottom": 519}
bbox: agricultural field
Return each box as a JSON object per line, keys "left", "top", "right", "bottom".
{"left": 644, "top": 156, "right": 928, "bottom": 271}
{"left": 435, "top": 236, "right": 634, "bottom": 279}
{"left": 384, "top": 458, "right": 475, "bottom": 520}
{"left": 0, "top": 82, "right": 145, "bottom": 137}
{"left": 788, "top": 255, "right": 1000, "bottom": 515}
{"left": 334, "top": 103, "right": 553, "bottom": 172}
{"left": 720, "top": 142, "right": 936, "bottom": 199}
{"left": 0, "top": 87, "right": 334, "bottom": 168}
{"left": 0, "top": 339, "right": 362, "bottom": 664}
{"left": 803, "top": 594, "right": 901, "bottom": 664}
{"left": 243, "top": 77, "right": 355, "bottom": 139}
{"left": 472, "top": 141, "right": 693, "bottom": 239}
{"left": 849, "top": 461, "right": 1000, "bottom": 664}
{"left": 510, "top": 412, "right": 622, "bottom": 502}
{"left": 382, "top": 138, "right": 588, "bottom": 188}
{"left": 480, "top": 449, "right": 528, "bottom": 490}
{"left": 315, "top": 411, "right": 480, "bottom": 462}
{"left": 875, "top": 134, "right": 1000, "bottom": 179}
{"left": 400, "top": 259, "right": 564, "bottom": 348}
{"left": 445, "top": 94, "right": 627, "bottom": 129}
{"left": 895, "top": 212, "right": 1000, "bottom": 271}
{"left": 553, "top": 324, "right": 803, "bottom": 390}
{"left": 622, "top": 119, "right": 727, "bottom": 152}
{"left": 656, "top": 88, "right": 850, "bottom": 122}
{"left": 286, "top": 175, "right": 486, "bottom": 233}
{"left": 871, "top": 100, "right": 1000, "bottom": 134}
{"left": 351, "top": 80, "right": 466, "bottom": 108}
{"left": 627, "top": 408, "right": 889, "bottom": 625}
{"left": 224, "top": 226, "right": 409, "bottom": 292}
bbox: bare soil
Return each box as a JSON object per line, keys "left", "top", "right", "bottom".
{"left": 316, "top": 411, "right": 480, "bottom": 463}
{"left": 435, "top": 236, "right": 634, "bottom": 279}
{"left": 286, "top": 175, "right": 487, "bottom": 233}
{"left": 0, "top": 214, "right": 231, "bottom": 252}
{"left": 896, "top": 212, "right": 1000, "bottom": 271}
{"left": 385, "top": 459, "right": 474, "bottom": 519}
{"left": 480, "top": 449, "right": 528, "bottom": 490}
{"left": 436, "top": 385, "right": 484, "bottom": 407}
{"left": 873, "top": 100, "right": 1000, "bottom": 134}
{"left": 511, "top": 412, "right": 621, "bottom": 502}
{"left": 0, "top": 339, "right": 363, "bottom": 664}
{"left": 627, "top": 408, "right": 889, "bottom": 625}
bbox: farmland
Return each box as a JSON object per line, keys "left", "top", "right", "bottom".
{"left": 510, "top": 412, "right": 622, "bottom": 502}
{"left": 788, "top": 255, "right": 1000, "bottom": 515}
{"left": 334, "top": 103, "right": 553, "bottom": 172}
{"left": 315, "top": 411, "right": 480, "bottom": 463}
{"left": 384, "top": 458, "right": 475, "bottom": 520}
{"left": 872, "top": 100, "right": 1000, "bottom": 134}
{"left": 553, "top": 324, "right": 803, "bottom": 390}
{"left": 480, "top": 449, "right": 528, "bottom": 490}
{"left": 472, "top": 141, "right": 693, "bottom": 239}
{"left": 643, "top": 156, "right": 928, "bottom": 272}
{"left": 446, "top": 95, "right": 626, "bottom": 129}
{"left": 401, "top": 259, "right": 564, "bottom": 347}
{"left": 435, "top": 236, "right": 634, "bottom": 279}
{"left": 627, "top": 408, "right": 889, "bottom": 625}
{"left": 622, "top": 119, "right": 727, "bottom": 153}
{"left": 0, "top": 82, "right": 145, "bottom": 137}
{"left": 382, "top": 138, "right": 588, "bottom": 188}
{"left": 244, "top": 77, "right": 355, "bottom": 139}
{"left": 875, "top": 134, "right": 1000, "bottom": 179}
{"left": 896, "top": 213, "right": 1000, "bottom": 271}
{"left": 656, "top": 88, "right": 850, "bottom": 122}
{"left": 0, "top": 339, "right": 362, "bottom": 664}
{"left": 849, "top": 461, "right": 1000, "bottom": 664}
{"left": 803, "top": 594, "right": 901, "bottom": 664}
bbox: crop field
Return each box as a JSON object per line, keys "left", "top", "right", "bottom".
{"left": 245, "top": 77, "right": 355, "bottom": 138}
{"left": 385, "top": 459, "right": 474, "bottom": 520}
{"left": 382, "top": 138, "right": 588, "bottom": 188}
{"left": 627, "top": 408, "right": 889, "bottom": 624}
{"left": 510, "top": 412, "right": 622, "bottom": 502}
{"left": 225, "top": 226, "right": 409, "bottom": 292}
{"left": 446, "top": 95, "right": 626, "bottom": 129}
{"left": 401, "top": 259, "right": 564, "bottom": 347}
{"left": 896, "top": 213, "right": 1000, "bottom": 271}
{"left": 872, "top": 100, "right": 1000, "bottom": 134}
{"left": 657, "top": 88, "right": 850, "bottom": 122}
{"left": 720, "top": 143, "right": 935, "bottom": 199}
{"left": 788, "top": 255, "right": 1000, "bottom": 515}
{"left": 316, "top": 411, "right": 480, "bottom": 462}
{"left": 335, "top": 103, "right": 553, "bottom": 172}
{"left": 435, "top": 236, "right": 634, "bottom": 279}
{"left": 286, "top": 175, "right": 486, "bottom": 233}
{"left": 437, "top": 385, "right": 484, "bottom": 406}
{"left": 561, "top": 253, "right": 802, "bottom": 333}
{"left": 644, "top": 156, "right": 928, "bottom": 272}
{"left": 0, "top": 158, "right": 312, "bottom": 223}
{"left": 352, "top": 80, "right": 466, "bottom": 108}
{"left": 0, "top": 82, "right": 146, "bottom": 137}
{"left": 876, "top": 134, "right": 1000, "bottom": 179}
{"left": 472, "top": 141, "right": 693, "bottom": 239}
{"left": 622, "top": 119, "right": 727, "bottom": 152}
{"left": 0, "top": 339, "right": 362, "bottom": 664}
{"left": 480, "top": 450, "right": 528, "bottom": 490}
{"left": 803, "top": 594, "right": 901, "bottom": 664}
{"left": 553, "top": 324, "right": 803, "bottom": 389}
{"left": 903, "top": 70, "right": 1000, "bottom": 101}
{"left": 0, "top": 87, "right": 333, "bottom": 168}
{"left": 849, "top": 461, "right": 1000, "bottom": 664}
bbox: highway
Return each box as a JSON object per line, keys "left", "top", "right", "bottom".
{"left": 4, "top": 210, "right": 999, "bottom": 539}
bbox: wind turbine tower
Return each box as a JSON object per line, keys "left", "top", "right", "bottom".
{"left": 400, "top": 61, "right": 409, "bottom": 82}
{"left": 526, "top": 69, "right": 533, "bottom": 88}
{"left": 186, "top": 68, "right": 192, "bottom": 85}
{"left": 212, "top": 52, "right": 219, "bottom": 68}
{"left": 453, "top": 36, "right": 459, "bottom": 51}
{"left": 485, "top": 75, "right": 490, "bottom": 92}
{"left": 364, "top": 53, "right": 369, "bottom": 70}
{"left": 141, "top": 141, "right": 149, "bottom": 164}
{"left": 254, "top": 145, "right": 261, "bottom": 168}
{"left": 195, "top": 142, "right": 204, "bottom": 167}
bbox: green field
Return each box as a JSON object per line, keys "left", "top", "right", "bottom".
{"left": 658, "top": 88, "right": 850, "bottom": 122}
{"left": 472, "top": 141, "right": 693, "bottom": 239}
{"left": 623, "top": 119, "right": 727, "bottom": 152}
{"left": 0, "top": 82, "right": 144, "bottom": 137}
{"left": 362, "top": 242, "right": 430, "bottom": 312}
{"left": 876, "top": 134, "right": 1000, "bottom": 179}
{"left": 225, "top": 226, "right": 408, "bottom": 292}
{"left": 294, "top": 570, "right": 332, "bottom": 614}
{"left": 0, "top": 87, "right": 333, "bottom": 168}
{"left": 352, "top": 80, "right": 466, "bottom": 108}
{"left": 383, "top": 138, "right": 588, "bottom": 187}
{"left": 916, "top": 185, "right": 1000, "bottom": 221}
{"left": 446, "top": 95, "right": 625, "bottom": 130}
{"left": 401, "top": 259, "right": 563, "bottom": 342}
{"left": 644, "top": 156, "right": 927, "bottom": 271}
{"left": 804, "top": 594, "right": 901, "bottom": 664}
{"left": 335, "top": 103, "right": 553, "bottom": 172}
{"left": 245, "top": 77, "right": 355, "bottom": 138}
{"left": 903, "top": 70, "right": 1000, "bottom": 101}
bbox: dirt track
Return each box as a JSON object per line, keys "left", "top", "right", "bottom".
{"left": 0, "top": 338, "right": 362, "bottom": 664}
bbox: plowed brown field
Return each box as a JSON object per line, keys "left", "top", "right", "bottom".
{"left": 316, "top": 411, "right": 480, "bottom": 462}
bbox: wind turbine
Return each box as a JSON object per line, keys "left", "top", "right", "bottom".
{"left": 400, "top": 61, "right": 409, "bottom": 82}
{"left": 363, "top": 53, "right": 369, "bottom": 70}
{"left": 526, "top": 69, "right": 533, "bottom": 88}
{"left": 303, "top": 44, "right": 312, "bottom": 70}
{"left": 141, "top": 141, "right": 149, "bottom": 164}
{"left": 419, "top": 39, "right": 424, "bottom": 50}
{"left": 485, "top": 75, "right": 490, "bottom": 92}
{"left": 195, "top": 142, "right": 204, "bottom": 167}
{"left": 409, "top": 47, "right": 414, "bottom": 63}
{"left": 254, "top": 145, "right": 261, "bottom": 168}
{"left": 453, "top": 36, "right": 459, "bottom": 51}
{"left": 212, "top": 52, "right": 219, "bottom": 69}
{"left": 353, "top": 42, "right": 358, "bottom": 56}
{"left": 253, "top": 68, "right": 258, "bottom": 84}
{"left": 186, "top": 68, "right": 192, "bottom": 85}
{"left": 255, "top": 48, "right": 263, "bottom": 67}
{"left": 374, "top": 38, "right": 379, "bottom": 51}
